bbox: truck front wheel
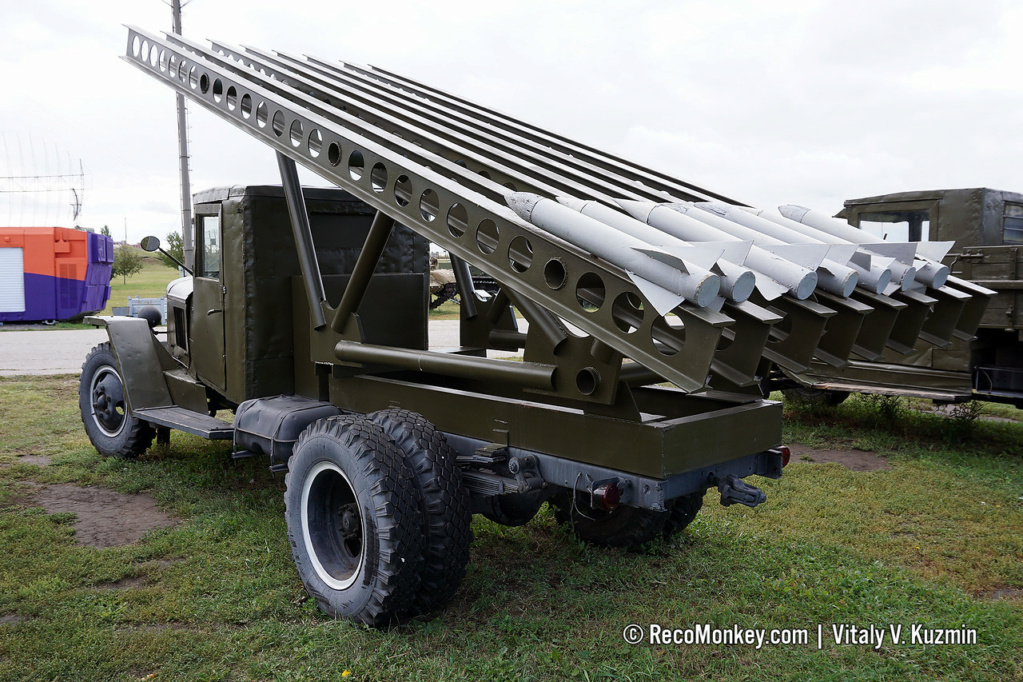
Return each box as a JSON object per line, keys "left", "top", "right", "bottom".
{"left": 79, "top": 342, "right": 154, "bottom": 458}
{"left": 285, "top": 416, "right": 425, "bottom": 626}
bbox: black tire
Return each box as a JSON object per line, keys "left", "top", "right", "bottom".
{"left": 79, "top": 342, "right": 154, "bottom": 458}
{"left": 478, "top": 492, "right": 546, "bottom": 527}
{"left": 662, "top": 491, "right": 705, "bottom": 537}
{"left": 551, "top": 491, "right": 670, "bottom": 548}
{"left": 782, "top": 387, "right": 850, "bottom": 407}
{"left": 367, "top": 408, "right": 472, "bottom": 614}
{"left": 284, "top": 416, "right": 425, "bottom": 627}
{"left": 430, "top": 282, "right": 458, "bottom": 309}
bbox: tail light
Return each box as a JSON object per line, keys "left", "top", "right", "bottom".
{"left": 593, "top": 482, "right": 621, "bottom": 511}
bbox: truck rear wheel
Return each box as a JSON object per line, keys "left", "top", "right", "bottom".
{"left": 367, "top": 408, "right": 471, "bottom": 615}
{"left": 430, "top": 282, "right": 459, "bottom": 309}
{"left": 79, "top": 342, "right": 154, "bottom": 458}
{"left": 662, "top": 491, "right": 705, "bottom": 537}
{"left": 284, "top": 416, "right": 425, "bottom": 626}
{"left": 782, "top": 387, "right": 850, "bottom": 407}
{"left": 551, "top": 491, "right": 670, "bottom": 548}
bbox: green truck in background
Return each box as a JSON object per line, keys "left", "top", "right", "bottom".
{"left": 770, "top": 187, "right": 1023, "bottom": 407}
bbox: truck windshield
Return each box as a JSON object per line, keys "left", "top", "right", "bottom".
{"left": 857, "top": 210, "right": 930, "bottom": 243}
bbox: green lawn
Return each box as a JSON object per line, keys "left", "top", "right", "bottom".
{"left": 100, "top": 255, "right": 182, "bottom": 317}
{"left": 0, "top": 380, "right": 1020, "bottom": 681}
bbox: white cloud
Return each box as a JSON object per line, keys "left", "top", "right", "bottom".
{"left": 1, "top": 0, "right": 1020, "bottom": 242}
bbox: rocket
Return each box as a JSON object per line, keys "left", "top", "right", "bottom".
{"left": 616, "top": 199, "right": 820, "bottom": 300}
{"left": 504, "top": 192, "right": 721, "bottom": 313}
{"left": 778, "top": 205, "right": 949, "bottom": 290}
{"left": 690, "top": 201, "right": 860, "bottom": 298}
{"left": 554, "top": 196, "right": 757, "bottom": 304}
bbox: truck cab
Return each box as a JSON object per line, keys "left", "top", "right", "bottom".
{"left": 783, "top": 188, "right": 1023, "bottom": 405}
{"left": 165, "top": 185, "right": 429, "bottom": 412}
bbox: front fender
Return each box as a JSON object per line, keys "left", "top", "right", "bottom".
{"left": 88, "top": 317, "right": 176, "bottom": 413}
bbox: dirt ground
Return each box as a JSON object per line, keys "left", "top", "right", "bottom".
{"left": 3, "top": 455, "right": 52, "bottom": 467}
{"left": 28, "top": 483, "right": 174, "bottom": 548}
{"left": 787, "top": 443, "right": 891, "bottom": 471}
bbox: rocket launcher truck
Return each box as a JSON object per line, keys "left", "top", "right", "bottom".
{"left": 78, "top": 27, "right": 989, "bottom": 625}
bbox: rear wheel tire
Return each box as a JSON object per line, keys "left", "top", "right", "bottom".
{"left": 285, "top": 416, "right": 425, "bottom": 626}
{"left": 662, "top": 491, "right": 705, "bottom": 537}
{"left": 79, "top": 342, "right": 154, "bottom": 458}
{"left": 367, "top": 408, "right": 472, "bottom": 615}
{"left": 430, "top": 282, "right": 458, "bottom": 309}
{"left": 782, "top": 387, "right": 850, "bottom": 407}
{"left": 551, "top": 491, "right": 670, "bottom": 548}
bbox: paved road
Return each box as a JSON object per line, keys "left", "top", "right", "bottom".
{"left": 1, "top": 329, "right": 110, "bottom": 376}
{"left": 0, "top": 319, "right": 526, "bottom": 376}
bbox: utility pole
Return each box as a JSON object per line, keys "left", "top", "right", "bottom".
{"left": 172, "top": 0, "right": 194, "bottom": 270}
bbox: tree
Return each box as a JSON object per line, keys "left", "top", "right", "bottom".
{"left": 100, "top": 225, "right": 111, "bottom": 238}
{"left": 112, "top": 245, "right": 144, "bottom": 284}
{"left": 160, "top": 231, "right": 185, "bottom": 269}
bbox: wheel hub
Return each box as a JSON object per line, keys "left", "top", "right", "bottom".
{"left": 90, "top": 367, "right": 126, "bottom": 437}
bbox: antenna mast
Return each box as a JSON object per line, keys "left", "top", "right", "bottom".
{"left": 171, "top": 0, "right": 194, "bottom": 269}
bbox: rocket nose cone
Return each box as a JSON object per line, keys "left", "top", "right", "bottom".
{"left": 505, "top": 192, "right": 542, "bottom": 221}
{"left": 778, "top": 205, "right": 811, "bottom": 222}
{"left": 615, "top": 199, "right": 654, "bottom": 222}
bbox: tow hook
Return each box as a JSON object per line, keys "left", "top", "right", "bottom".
{"left": 715, "top": 474, "right": 767, "bottom": 508}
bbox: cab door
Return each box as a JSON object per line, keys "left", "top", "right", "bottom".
{"left": 191, "top": 212, "right": 227, "bottom": 392}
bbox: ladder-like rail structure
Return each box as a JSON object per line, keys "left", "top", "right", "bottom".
{"left": 123, "top": 27, "right": 990, "bottom": 410}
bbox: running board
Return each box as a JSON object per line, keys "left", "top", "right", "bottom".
{"left": 133, "top": 406, "right": 235, "bottom": 440}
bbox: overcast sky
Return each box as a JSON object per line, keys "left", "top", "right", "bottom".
{"left": 1, "top": 0, "right": 1020, "bottom": 243}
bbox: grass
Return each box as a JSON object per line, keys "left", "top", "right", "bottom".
{"left": 428, "top": 299, "right": 461, "bottom": 320}
{"left": 0, "top": 378, "right": 1020, "bottom": 680}
{"left": 100, "top": 256, "right": 181, "bottom": 317}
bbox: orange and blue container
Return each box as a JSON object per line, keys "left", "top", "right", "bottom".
{"left": 0, "top": 227, "right": 114, "bottom": 323}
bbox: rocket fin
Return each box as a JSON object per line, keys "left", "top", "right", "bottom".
{"left": 861, "top": 242, "right": 917, "bottom": 264}
{"left": 849, "top": 250, "right": 870, "bottom": 269}
{"left": 916, "top": 241, "right": 955, "bottom": 262}
{"left": 762, "top": 243, "right": 828, "bottom": 269}
{"left": 710, "top": 240, "right": 753, "bottom": 264}
{"left": 669, "top": 244, "right": 727, "bottom": 270}
{"left": 632, "top": 247, "right": 691, "bottom": 273}
{"left": 825, "top": 243, "right": 857, "bottom": 264}
{"left": 754, "top": 275, "right": 789, "bottom": 301}
{"left": 628, "top": 273, "right": 687, "bottom": 315}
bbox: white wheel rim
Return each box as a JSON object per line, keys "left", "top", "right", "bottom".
{"left": 300, "top": 460, "right": 366, "bottom": 591}
{"left": 89, "top": 365, "right": 127, "bottom": 438}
